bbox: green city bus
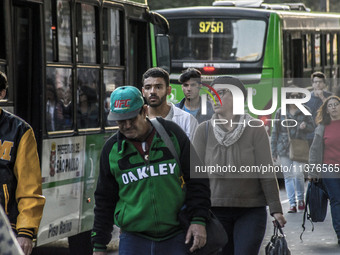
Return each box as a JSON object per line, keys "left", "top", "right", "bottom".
{"left": 0, "top": 0, "right": 169, "bottom": 252}
{"left": 156, "top": 1, "right": 340, "bottom": 129}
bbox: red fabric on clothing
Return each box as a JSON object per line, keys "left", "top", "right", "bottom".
{"left": 323, "top": 119, "right": 340, "bottom": 165}
{"left": 130, "top": 128, "right": 156, "bottom": 159}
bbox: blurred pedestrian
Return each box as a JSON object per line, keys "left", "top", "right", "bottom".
{"left": 309, "top": 95, "right": 340, "bottom": 245}
{"left": 193, "top": 76, "right": 286, "bottom": 255}
{"left": 0, "top": 71, "right": 45, "bottom": 255}
{"left": 142, "top": 67, "right": 198, "bottom": 140}
{"left": 0, "top": 206, "right": 24, "bottom": 255}
{"left": 176, "top": 68, "right": 214, "bottom": 123}
{"left": 91, "top": 86, "right": 210, "bottom": 255}
{"left": 305, "top": 72, "right": 332, "bottom": 145}
{"left": 335, "top": 85, "right": 340, "bottom": 98}
{"left": 271, "top": 89, "right": 315, "bottom": 213}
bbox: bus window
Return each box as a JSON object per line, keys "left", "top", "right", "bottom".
{"left": 0, "top": 67, "right": 7, "bottom": 101}
{"left": 321, "top": 34, "right": 327, "bottom": 67}
{"left": 76, "top": 4, "right": 97, "bottom": 64}
{"left": 0, "top": 1, "right": 6, "bottom": 96}
{"left": 0, "top": 1, "right": 5, "bottom": 61}
{"left": 102, "top": 8, "right": 123, "bottom": 66}
{"left": 283, "top": 33, "right": 292, "bottom": 78}
{"left": 46, "top": 67, "right": 73, "bottom": 132}
{"left": 337, "top": 33, "right": 340, "bottom": 65}
{"left": 292, "top": 38, "right": 303, "bottom": 79}
{"left": 315, "top": 34, "right": 321, "bottom": 67}
{"left": 103, "top": 69, "right": 124, "bottom": 127}
{"left": 45, "top": 0, "right": 53, "bottom": 61}
{"left": 128, "top": 19, "right": 148, "bottom": 88}
{"left": 304, "top": 34, "right": 312, "bottom": 69}
{"left": 77, "top": 68, "right": 99, "bottom": 129}
{"left": 156, "top": 35, "right": 171, "bottom": 73}
{"left": 168, "top": 18, "right": 266, "bottom": 62}
{"left": 333, "top": 34, "right": 338, "bottom": 66}
{"left": 57, "top": 0, "right": 72, "bottom": 62}
{"left": 326, "top": 34, "right": 331, "bottom": 66}
{"left": 45, "top": 0, "right": 72, "bottom": 62}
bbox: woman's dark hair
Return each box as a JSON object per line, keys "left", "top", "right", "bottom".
{"left": 315, "top": 95, "right": 340, "bottom": 125}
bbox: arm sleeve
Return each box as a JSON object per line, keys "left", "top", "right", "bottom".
{"left": 176, "top": 121, "right": 211, "bottom": 220}
{"left": 91, "top": 139, "right": 119, "bottom": 249}
{"left": 192, "top": 123, "right": 207, "bottom": 161}
{"left": 158, "top": 118, "right": 210, "bottom": 221}
{"left": 14, "top": 128, "right": 45, "bottom": 237}
{"left": 302, "top": 114, "right": 316, "bottom": 133}
{"left": 254, "top": 126, "right": 283, "bottom": 215}
{"left": 308, "top": 125, "right": 323, "bottom": 179}
{"left": 188, "top": 115, "right": 199, "bottom": 141}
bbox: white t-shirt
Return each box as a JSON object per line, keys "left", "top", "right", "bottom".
{"left": 165, "top": 103, "right": 198, "bottom": 141}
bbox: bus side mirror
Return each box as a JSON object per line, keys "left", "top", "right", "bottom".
{"left": 155, "top": 35, "right": 171, "bottom": 74}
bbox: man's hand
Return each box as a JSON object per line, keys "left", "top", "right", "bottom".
{"left": 185, "top": 224, "right": 207, "bottom": 253}
{"left": 299, "top": 121, "right": 306, "bottom": 130}
{"left": 17, "top": 237, "right": 33, "bottom": 255}
{"left": 314, "top": 89, "right": 325, "bottom": 101}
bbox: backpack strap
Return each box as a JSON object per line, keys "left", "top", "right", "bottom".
{"left": 300, "top": 182, "right": 314, "bottom": 241}
{"left": 150, "top": 118, "right": 185, "bottom": 189}
{"left": 150, "top": 118, "right": 181, "bottom": 169}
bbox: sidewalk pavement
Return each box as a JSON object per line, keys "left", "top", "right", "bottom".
{"left": 260, "top": 182, "right": 339, "bottom": 255}
{"left": 33, "top": 182, "right": 340, "bottom": 255}
{"left": 109, "top": 181, "right": 340, "bottom": 255}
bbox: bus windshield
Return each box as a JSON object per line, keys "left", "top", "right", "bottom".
{"left": 168, "top": 18, "right": 267, "bottom": 62}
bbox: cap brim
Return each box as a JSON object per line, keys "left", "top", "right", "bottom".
{"left": 107, "top": 108, "right": 141, "bottom": 121}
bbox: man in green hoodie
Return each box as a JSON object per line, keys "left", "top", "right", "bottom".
{"left": 91, "top": 86, "right": 210, "bottom": 255}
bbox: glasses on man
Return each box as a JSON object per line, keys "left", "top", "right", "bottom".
{"left": 327, "top": 102, "right": 340, "bottom": 108}
{"left": 208, "top": 89, "right": 230, "bottom": 101}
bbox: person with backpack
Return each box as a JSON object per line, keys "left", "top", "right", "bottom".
{"left": 271, "top": 88, "right": 315, "bottom": 213}
{"left": 305, "top": 72, "right": 333, "bottom": 146}
{"left": 91, "top": 86, "right": 210, "bottom": 255}
{"left": 309, "top": 95, "right": 340, "bottom": 245}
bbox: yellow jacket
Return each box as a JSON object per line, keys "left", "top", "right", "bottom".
{"left": 0, "top": 109, "right": 45, "bottom": 238}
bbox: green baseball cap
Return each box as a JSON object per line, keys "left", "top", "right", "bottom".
{"left": 108, "top": 86, "right": 144, "bottom": 121}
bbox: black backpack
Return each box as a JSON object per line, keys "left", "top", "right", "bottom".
{"left": 300, "top": 180, "right": 328, "bottom": 240}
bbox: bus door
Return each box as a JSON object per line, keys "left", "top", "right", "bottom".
{"left": 0, "top": 1, "right": 7, "bottom": 74}
{"left": 128, "top": 19, "right": 148, "bottom": 90}
{"left": 127, "top": 12, "right": 170, "bottom": 90}
{"left": 12, "top": 1, "right": 43, "bottom": 142}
